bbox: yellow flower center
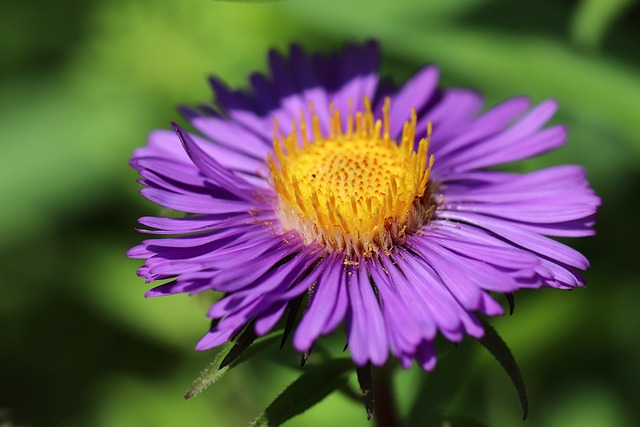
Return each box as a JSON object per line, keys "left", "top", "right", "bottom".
{"left": 268, "top": 98, "right": 435, "bottom": 257}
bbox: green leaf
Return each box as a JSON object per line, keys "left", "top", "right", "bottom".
{"left": 250, "top": 358, "right": 354, "bottom": 427}
{"left": 405, "top": 340, "right": 476, "bottom": 426}
{"left": 355, "top": 363, "right": 374, "bottom": 420}
{"left": 184, "top": 331, "right": 281, "bottom": 399}
{"left": 219, "top": 321, "right": 259, "bottom": 369}
{"left": 477, "top": 319, "right": 529, "bottom": 420}
{"left": 280, "top": 294, "right": 304, "bottom": 349}
{"left": 504, "top": 293, "right": 515, "bottom": 316}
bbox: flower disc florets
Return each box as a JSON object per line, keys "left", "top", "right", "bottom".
{"left": 268, "top": 98, "right": 435, "bottom": 257}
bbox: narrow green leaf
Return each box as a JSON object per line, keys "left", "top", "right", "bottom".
{"left": 504, "top": 293, "right": 515, "bottom": 316}
{"left": 406, "top": 340, "right": 476, "bottom": 426}
{"left": 184, "top": 331, "right": 281, "bottom": 399}
{"left": 251, "top": 358, "right": 354, "bottom": 427}
{"left": 477, "top": 319, "right": 529, "bottom": 420}
{"left": 280, "top": 295, "right": 304, "bottom": 349}
{"left": 355, "top": 363, "right": 374, "bottom": 420}
{"left": 300, "top": 344, "right": 313, "bottom": 368}
{"left": 219, "top": 321, "right": 258, "bottom": 369}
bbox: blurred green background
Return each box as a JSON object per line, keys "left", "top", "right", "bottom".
{"left": 1, "top": 0, "right": 639, "bottom": 426}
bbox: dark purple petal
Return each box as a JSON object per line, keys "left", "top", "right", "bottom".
{"left": 289, "top": 44, "right": 332, "bottom": 133}
{"left": 535, "top": 257, "right": 585, "bottom": 289}
{"left": 330, "top": 41, "right": 380, "bottom": 123}
{"left": 208, "top": 76, "right": 269, "bottom": 137}
{"left": 416, "top": 340, "right": 437, "bottom": 371}
{"left": 144, "top": 273, "right": 216, "bottom": 297}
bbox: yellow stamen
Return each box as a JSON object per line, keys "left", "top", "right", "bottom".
{"left": 268, "top": 96, "right": 435, "bottom": 256}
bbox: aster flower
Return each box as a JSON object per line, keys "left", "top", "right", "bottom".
{"left": 128, "top": 41, "right": 599, "bottom": 371}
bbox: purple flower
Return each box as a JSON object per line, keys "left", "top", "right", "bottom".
{"left": 128, "top": 41, "right": 599, "bottom": 370}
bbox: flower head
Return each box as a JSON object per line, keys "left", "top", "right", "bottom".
{"left": 128, "top": 41, "right": 599, "bottom": 370}
{"left": 269, "top": 96, "right": 435, "bottom": 257}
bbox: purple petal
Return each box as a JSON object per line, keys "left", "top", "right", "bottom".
{"left": 392, "top": 249, "right": 465, "bottom": 339}
{"left": 367, "top": 259, "right": 423, "bottom": 358}
{"left": 406, "top": 238, "right": 483, "bottom": 310}
{"left": 379, "top": 253, "right": 437, "bottom": 340}
{"left": 436, "top": 211, "right": 589, "bottom": 269}
{"left": 173, "top": 124, "right": 257, "bottom": 199}
{"left": 140, "top": 188, "right": 253, "bottom": 214}
{"left": 346, "top": 261, "right": 389, "bottom": 366}
{"left": 388, "top": 66, "right": 439, "bottom": 138}
{"left": 427, "top": 221, "right": 540, "bottom": 271}
{"left": 135, "top": 213, "right": 269, "bottom": 235}
{"left": 289, "top": 45, "right": 332, "bottom": 133}
{"left": 437, "top": 100, "right": 564, "bottom": 172}
{"left": 416, "top": 340, "right": 437, "bottom": 371}
{"left": 208, "top": 77, "right": 270, "bottom": 137}
{"left": 196, "top": 299, "right": 263, "bottom": 350}
{"left": 434, "top": 96, "right": 531, "bottom": 158}
{"left": 190, "top": 117, "right": 270, "bottom": 158}
{"left": 420, "top": 88, "right": 484, "bottom": 158}
{"left": 255, "top": 301, "right": 288, "bottom": 335}
{"left": 293, "top": 254, "right": 347, "bottom": 351}
{"left": 443, "top": 200, "right": 596, "bottom": 224}
{"left": 330, "top": 41, "right": 380, "bottom": 122}
{"left": 143, "top": 129, "right": 267, "bottom": 176}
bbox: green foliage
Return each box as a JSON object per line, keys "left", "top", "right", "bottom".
{"left": 185, "top": 331, "right": 281, "bottom": 399}
{"left": 477, "top": 319, "right": 528, "bottom": 420}
{"left": 250, "top": 359, "right": 354, "bottom": 427}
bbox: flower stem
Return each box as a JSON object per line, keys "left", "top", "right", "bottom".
{"left": 373, "top": 365, "right": 399, "bottom": 427}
